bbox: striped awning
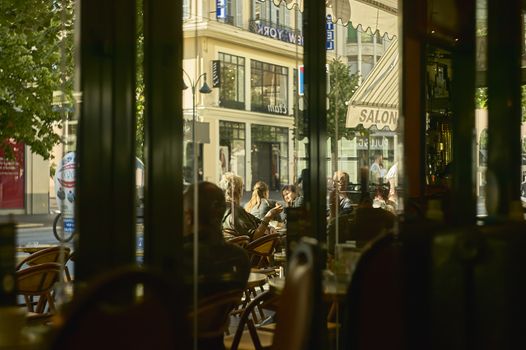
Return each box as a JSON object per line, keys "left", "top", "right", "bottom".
{"left": 346, "top": 37, "right": 399, "bottom": 131}
{"left": 267, "top": 0, "right": 398, "bottom": 38}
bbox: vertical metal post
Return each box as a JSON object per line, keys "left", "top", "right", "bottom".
{"left": 77, "top": 0, "right": 136, "bottom": 281}
{"left": 450, "top": 0, "right": 476, "bottom": 225}
{"left": 402, "top": 0, "right": 427, "bottom": 209}
{"left": 143, "top": 0, "right": 184, "bottom": 273}
{"left": 303, "top": 0, "right": 327, "bottom": 348}
{"left": 487, "top": 0, "right": 523, "bottom": 218}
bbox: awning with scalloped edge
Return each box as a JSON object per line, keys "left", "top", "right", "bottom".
{"left": 346, "top": 37, "right": 399, "bottom": 131}
{"left": 266, "top": 0, "right": 398, "bottom": 38}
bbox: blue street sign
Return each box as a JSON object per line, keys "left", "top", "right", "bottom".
{"left": 216, "top": 0, "right": 226, "bottom": 19}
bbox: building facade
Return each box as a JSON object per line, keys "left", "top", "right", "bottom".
{"left": 182, "top": 0, "right": 396, "bottom": 191}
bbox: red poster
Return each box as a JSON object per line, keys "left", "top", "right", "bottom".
{"left": 0, "top": 143, "right": 25, "bottom": 209}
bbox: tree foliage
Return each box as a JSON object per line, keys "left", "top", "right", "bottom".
{"left": 0, "top": 0, "right": 74, "bottom": 160}
{"left": 294, "top": 58, "right": 359, "bottom": 142}
{"left": 327, "top": 58, "right": 360, "bottom": 141}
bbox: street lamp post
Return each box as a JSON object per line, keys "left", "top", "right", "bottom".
{"left": 182, "top": 70, "right": 212, "bottom": 182}
{"left": 182, "top": 70, "right": 212, "bottom": 350}
{"left": 183, "top": 70, "right": 212, "bottom": 125}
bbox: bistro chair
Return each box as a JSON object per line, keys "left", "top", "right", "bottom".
{"left": 226, "top": 238, "right": 319, "bottom": 350}
{"left": 224, "top": 290, "right": 278, "bottom": 350}
{"left": 16, "top": 262, "right": 62, "bottom": 315}
{"left": 227, "top": 235, "right": 251, "bottom": 248}
{"left": 245, "top": 233, "right": 281, "bottom": 268}
{"left": 49, "top": 265, "right": 190, "bottom": 350}
{"left": 188, "top": 289, "right": 244, "bottom": 349}
{"left": 16, "top": 245, "right": 73, "bottom": 282}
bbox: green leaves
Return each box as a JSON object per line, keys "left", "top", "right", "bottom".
{"left": 327, "top": 58, "right": 360, "bottom": 141}
{"left": 0, "top": 0, "right": 74, "bottom": 160}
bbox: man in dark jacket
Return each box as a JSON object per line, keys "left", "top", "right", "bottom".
{"left": 182, "top": 182, "right": 250, "bottom": 349}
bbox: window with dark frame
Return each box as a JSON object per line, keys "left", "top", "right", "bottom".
{"left": 250, "top": 60, "right": 289, "bottom": 115}
{"left": 219, "top": 120, "right": 246, "bottom": 182}
{"left": 219, "top": 52, "right": 245, "bottom": 110}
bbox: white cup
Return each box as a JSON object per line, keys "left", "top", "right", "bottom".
{"left": 0, "top": 306, "right": 26, "bottom": 346}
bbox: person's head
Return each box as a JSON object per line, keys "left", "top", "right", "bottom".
{"left": 219, "top": 172, "right": 243, "bottom": 204}
{"left": 252, "top": 181, "right": 269, "bottom": 199}
{"left": 183, "top": 182, "right": 227, "bottom": 238}
{"left": 245, "top": 181, "right": 269, "bottom": 211}
{"left": 333, "top": 171, "right": 349, "bottom": 192}
{"left": 374, "top": 152, "right": 383, "bottom": 165}
{"left": 281, "top": 184, "right": 298, "bottom": 205}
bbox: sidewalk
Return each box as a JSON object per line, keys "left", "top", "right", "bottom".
{"left": 8, "top": 213, "right": 56, "bottom": 229}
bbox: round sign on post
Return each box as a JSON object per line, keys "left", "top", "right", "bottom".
{"left": 54, "top": 152, "right": 76, "bottom": 234}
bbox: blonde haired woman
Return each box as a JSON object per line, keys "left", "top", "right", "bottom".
{"left": 219, "top": 173, "right": 282, "bottom": 241}
{"left": 244, "top": 181, "right": 277, "bottom": 220}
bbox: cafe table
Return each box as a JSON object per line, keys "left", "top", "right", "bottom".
{"left": 16, "top": 245, "right": 56, "bottom": 254}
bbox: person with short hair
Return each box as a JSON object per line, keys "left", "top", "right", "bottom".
{"left": 370, "top": 152, "right": 387, "bottom": 184}
{"left": 182, "top": 181, "right": 250, "bottom": 293}
{"left": 182, "top": 181, "right": 250, "bottom": 349}
{"left": 329, "top": 170, "right": 353, "bottom": 218}
{"left": 281, "top": 184, "right": 303, "bottom": 208}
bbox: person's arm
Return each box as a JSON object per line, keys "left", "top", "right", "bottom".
{"left": 252, "top": 203, "right": 283, "bottom": 240}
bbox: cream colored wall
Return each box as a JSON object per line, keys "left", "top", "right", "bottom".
{"left": 25, "top": 147, "right": 50, "bottom": 214}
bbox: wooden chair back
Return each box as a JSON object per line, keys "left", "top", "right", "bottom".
{"left": 227, "top": 235, "right": 250, "bottom": 248}
{"left": 16, "top": 262, "right": 62, "bottom": 314}
{"left": 225, "top": 290, "right": 279, "bottom": 350}
{"left": 245, "top": 233, "right": 281, "bottom": 268}
{"left": 16, "top": 246, "right": 71, "bottom": 270}
{"left": 16, "top": 245, "right": 73, "bottom": 282}
{"left": 49, "top": 266, "right": 190, "bottom": 350}
{"left": 188, "top": 289, "right": 243, "bottom": 347}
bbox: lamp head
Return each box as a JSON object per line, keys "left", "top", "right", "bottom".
{"left": 199, "top": 73, "right": 212, "bottom": 94}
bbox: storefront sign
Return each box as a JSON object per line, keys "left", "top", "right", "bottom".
{"left": 0, "top": 143, "right": 24, "bottom": 209}
{"left": 298, "top": 65, "right": 304, "bottom": 96}
{"left": 54, "top": 152, "right": 75, "bottom": 234}
{"left": 212, "top": 60, "right": 221, "bottom": 88}
{"left": 326, "top": 15, "right": 334, "bottom": 50}
{"left": 356, "top": 136, "right": 389, "bottom": 150}
{"left": 252, "top": 22, "right": 304, "bottom": 46}
{"left": 346, "top": 105, "right": 398, "bottom": 131}
{"left": 267, "top": 104, "right": 288, "bottom": 115}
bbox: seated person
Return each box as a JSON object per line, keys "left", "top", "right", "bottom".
{"left": 219, "top": 172, "right": 282, "bottom": 241}
{"left": 328, "top": 170, "right": 353, "bottom": 216}
{"left": 281, "top": 184, "right": 304, "bottom": 208}
{"left": 182, "top": 182, "right": 251, "bottom": 349}
{"left": 279, "top": 184, "right": 304, "bottom": 223}
{"left": 182, "top": 181, "right": 250, "bottom": 294}
{"left": 327, "top": 191, "right": 396, "bottom": 256}
{"left": 244, "top": 181, "right": 278, "bottom": 220}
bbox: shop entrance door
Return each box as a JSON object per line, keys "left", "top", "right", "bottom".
{"left": 252, "top": 142, "right": 281, "bottom": 190}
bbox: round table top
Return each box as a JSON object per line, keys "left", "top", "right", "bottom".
{"left": 247, "top": 272, "right": 267, "bottom": 288}
{"left": 267, "top": 275, "right": 349, "bottom": 299}
{"left": 16, "top": 245, "right": 56, "bottom": 254}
